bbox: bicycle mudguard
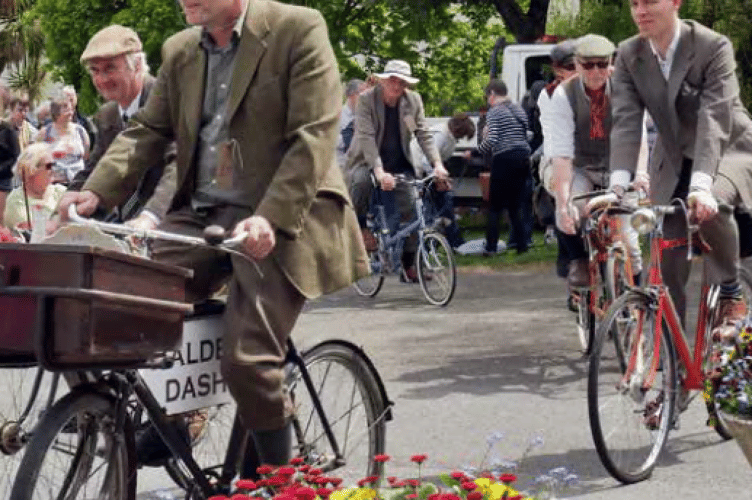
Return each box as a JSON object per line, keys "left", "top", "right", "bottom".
{"left": 303, "top": 339, "right": 394, "bottom": 422}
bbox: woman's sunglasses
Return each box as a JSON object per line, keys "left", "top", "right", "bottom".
{"left": 579, "top": 60, "right": 610, "bottom": 70}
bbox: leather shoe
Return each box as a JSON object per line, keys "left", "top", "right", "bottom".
{"left": 567, "top": 258, "right": 589, "bottom": 288}
{"left": 361, "top": 228, "right": 378, "bottom": 252}
{"left": 400, "top": 267, "right": 420, "bottom": 283}
{"left": 711, "top": 295, "right": 748, "bottom": 344}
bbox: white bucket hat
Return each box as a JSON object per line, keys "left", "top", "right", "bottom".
{"left": 375, "top": 59, "right": 419, "bottom": 85}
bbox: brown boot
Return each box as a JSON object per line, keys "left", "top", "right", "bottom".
{"left": 361, "top": 228, "right": 378, "bottom": 252}
{"left": 711, "top": 296, "right": 748, "bottom": 344}
{"left": 567, "top": 258, "right": 589, "bottom": 288}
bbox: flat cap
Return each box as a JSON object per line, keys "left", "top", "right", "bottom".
{"left": 576, "top": 34, "right": 616, "bottom": 59}
{"left": 550, "top": 40, "right": 575, "bottom": 65}
{"left": 80, "top": 25, "right": 142, "bottom": 63}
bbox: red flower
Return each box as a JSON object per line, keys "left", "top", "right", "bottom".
{"left": 317, "top": 488, "right": 332, "bottom": 498}
{"left": 308, "top": 468, "right": 323, "bottom": 476}
{"left": 392, "top": 481, "right": 407, "bottom": 488}
{"left": 406, "top": 479, "right": 420, "bottom": 487}
{"left": 498, "top": 473, "right": 517, "bottom": 484}
{"left": 440, "top": 494, "right": 461, "bottom": 500}
{"left": 294, "top": 487, "right": 317, "bottom": 500}
{"left": 266, "top": 476, "right": 287, "bottom": 486}
{"left": 507, "top": 496, "right": 523, "bottom": 500}
{"left": 450, "top": 472, "right": 465, "bottom": 481}
{"left": 410, "top": 454, "right": 428, "bottom": 464}
{"left": 427, "top": 494, "right": 441, "bottom": 500}
{"left": 406, "top": 495, "right": 418, "bottom": 499}
{"left": 256, "top": 480, "right": 268, "bottom": 487}
{"left": 374, "top": 454, "right": 391, "bottom": 463}
{"left": 387, "top": 476, "right": 398, "bottom": 484}
{"left": 257, "top": 465, "right": 274, "bottom": 476}
{"left": 290, "top": 457, "right": 305, "bottom": 466}
{"left": 480, "top": 472, "right": 494, "bottom": 480}
{"left": 461, "top": 482, "right": 477, "bottom": 491}
{"left": 299, "top": 465, "right": 311, "bottom": 472}
{"left": 467, "top": 492, "right": 483, "bottom": 500}
{"left": 278, "top": 467, "right": 296, "bottom": 476}
{"left": 235, "top": 479, "right": 257, "bottom": 490}
{"left": 230, "top": 495, "right": 252, "bottom": 500}
{"left": 328, "top": 478, "right": 343, "bottom": 487}
{"left": 208, "top": 496, "right": 229, "bottom": 500}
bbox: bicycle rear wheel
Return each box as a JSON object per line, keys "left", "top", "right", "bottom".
{"left": 10, "top": 389, "right": 136, "bottom": 500}
{"left": 588, "top": 291, "right": 676, "bottom": 484}
{"left": 0, "top": 367, "right": 63, "bottom": 498}
{"left": 353, "top": 249, "right": 384, "bottom": 297}
{"left": 287, "top": 341, "right": 388, "bottom": 485}
{"left": 417, "top": 232, "right": 456, "bottom": 306}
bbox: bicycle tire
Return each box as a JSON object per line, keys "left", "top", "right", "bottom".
{"left": 575, "top": 291, "right": 596, "bottom": 355}
{"left": 10, "top": 389, "right": 136, "bottom": 500}
{"left": 588, "top": 291, "right": 676, "bottom": 484}
{"left": 0, "top": 367, "right": 59, "bottom": 497}
{"left": 353, "top": 249, "right": 385, "bottom": 297}
{"left": 287, "top": 341, "right": 388, "bottom": 485}
{"left": 417, "top": 232, "right": 456, "bottom": 306}
{"left": 605, "top": 247, "right": 633, "bottom": 307}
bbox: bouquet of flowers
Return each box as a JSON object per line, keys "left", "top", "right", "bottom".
{"left": 704, "top": 318, "right": 752, "bottom": 466}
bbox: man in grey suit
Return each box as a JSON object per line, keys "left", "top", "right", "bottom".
{"left": 599, "top": 0, "right": 752, "bottom": 338}
{"left": 347, "top": 59, "right": 448, "bottom": 281}
{"left": 71, "top": 25, "right": 176, "bottom": 230}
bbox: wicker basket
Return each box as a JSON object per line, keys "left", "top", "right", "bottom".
{"left": 719, "top": 411, "right": 752, "bottom": 467}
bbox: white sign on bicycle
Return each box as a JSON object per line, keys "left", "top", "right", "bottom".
{"left": 140, "top": 316, "right": 234, "bottom": 415}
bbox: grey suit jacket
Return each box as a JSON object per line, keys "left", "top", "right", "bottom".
{"left": 70, "top": 75, "right": 177, "bottom": 220}
{"left": 610, "top": 20, "right": 752, "bottom": 207}
{"left": 345, "top": 84, "right": 441, "bottom": 177}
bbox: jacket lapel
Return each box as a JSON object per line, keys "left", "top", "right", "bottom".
{"left": 178, "top": 37, "right": 206, "bottom": 171}
{"left": 667, "top": 22, "right": 694, "bottom": 132}
{"left": 227, "top": 0, "right": 269, "bottom": 124}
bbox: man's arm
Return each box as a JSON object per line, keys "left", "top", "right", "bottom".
{"left": 609, "top": 46, "right": 646, "bottom": 188}
{"left": 411, "top": 93, "right": 441, "bottom": 169}
{"left": 353, "top": 90, "right": 383, "bottom": 177}
{"left": 70, "top": 110, "right": 107, "bottom": 191}
{"left": 253, "top": 9, "right": 342, "bottom": 238}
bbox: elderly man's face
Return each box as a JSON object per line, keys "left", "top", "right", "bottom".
{"left": 630, "top": 0, "right": 681, "bottom": 40}
{"left": 88, "top": 54, "right": 139, "bottom": 103}
{"left": 381, "top": 76, "right": 408, "bottom": 105}
{"left": 577, "top": 57, "right": 611, "bottom": 90}
{"left": 179, "top": 0, "right": 237, "bottom": 27}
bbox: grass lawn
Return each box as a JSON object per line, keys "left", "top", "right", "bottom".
{"left": 453, "top": 209, "right": 559, "bottom": 272}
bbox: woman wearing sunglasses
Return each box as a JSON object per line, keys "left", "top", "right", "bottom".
{"left": 3, "top": 143, "right": 66, "bottom": 231}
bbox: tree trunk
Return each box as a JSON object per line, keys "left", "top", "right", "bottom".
{"left": 488, "top": 0, "right": 551, "bottom": 43}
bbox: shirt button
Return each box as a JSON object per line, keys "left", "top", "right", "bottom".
{"left": 210, "top": 146, "right": 216, "bottom": 152}
{"left": 220, "top": 84, "right": 227, "bottom": 90}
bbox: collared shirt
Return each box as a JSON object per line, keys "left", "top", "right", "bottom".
{"left": 648, "top": 17, "right": 682, "bottom": 80}
{"left": 118, "top": 90, "right": 143, "bottom": 122}
{"left": 193, "top": 0, "right": 250, "bottom": 207}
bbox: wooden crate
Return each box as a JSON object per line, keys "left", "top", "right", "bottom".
{"left": 0, "top": 244, "right": 193, "bottom": 368}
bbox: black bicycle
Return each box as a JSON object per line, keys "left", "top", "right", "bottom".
{"left": 6, "top": 211, "right": 393, "bottom": 499}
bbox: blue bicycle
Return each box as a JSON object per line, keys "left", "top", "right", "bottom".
{"left": 353, "top": 174, "right": 457, "bottom": 306}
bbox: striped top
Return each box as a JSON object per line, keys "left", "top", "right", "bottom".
{"left": 478, "top": 100, "right": 531, "bottom": 159}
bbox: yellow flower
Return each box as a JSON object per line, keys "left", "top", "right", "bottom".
{"left": 474, "top": 478, "right": 522, "bottom": 500}
{"left": 329, "top": 488, "right": 377, "bottom": 500}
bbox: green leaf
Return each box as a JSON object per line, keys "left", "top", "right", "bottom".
{"left": 439, "top": 473, "right": 460, "bottom": 489}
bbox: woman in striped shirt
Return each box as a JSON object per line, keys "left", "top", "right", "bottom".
{"left": 478, "top": 79, "right": 531, "bottom": 254}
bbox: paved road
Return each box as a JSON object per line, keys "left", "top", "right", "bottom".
{"left": 4, "top": 263, "right": 749, "bottom": 499}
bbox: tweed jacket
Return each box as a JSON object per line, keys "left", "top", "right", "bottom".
{"left": 70, "top": 76, "right": 177, "bottom": 220}
{"left": 610, "top": 20, "right": 752, "bottom": 207}
{"left": 83, "top": 0, "right": 368, "bottom": 298}
{"left": 345, "top": 84, "right": 441, "bottom": 178}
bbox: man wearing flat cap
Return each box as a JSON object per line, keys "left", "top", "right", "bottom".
{"left": 346, "top": 59, "right": 448, "bottom": 282}
{"left": 72, "top": 24, "right": 176, "bottom": 229}
{"left": 60, "top": 0, "right": 367, "bottom": 468}
{"left": 547, "top": 34, "right": 647, "bottom": 289}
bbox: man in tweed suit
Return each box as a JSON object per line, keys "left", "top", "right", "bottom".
{"left": 71, "top": 25, "right": 176, "bottom": 229}
{"left": 595, "top": 0, "right": 752, "bottom": 339}
{"left": 60, "top": 0, "right": 367, "bottom": 465}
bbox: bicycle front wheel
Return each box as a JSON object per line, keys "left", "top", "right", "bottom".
{"left": 588, "top": 291, "right": 676, "bottom": 484}
{"left": 10, "top": 389, "right": 136, "bottom": 500}
{"left": 417, "top": 232, "right": 456, "bottom": 306}
{"left": 575, "top": 291, "right": 595, "bottom": 354}
{"left": 287, "top": 341, "right": 388, "bottom": 485}
{"left": 353, "top": 249, "right": 384, "bottom": 297}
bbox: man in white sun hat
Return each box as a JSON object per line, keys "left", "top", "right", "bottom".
{"left": 346, "top": 59, "right": 448, "bottom": 282}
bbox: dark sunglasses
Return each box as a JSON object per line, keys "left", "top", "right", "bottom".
{"left": 561, "top": 63, "right": 576, "bottom": 71}
{"left": 579, "top": 60, "right": 610, "bottom": 70}
{"left": 41, "top": 162, "right": 54, "bottom": 171}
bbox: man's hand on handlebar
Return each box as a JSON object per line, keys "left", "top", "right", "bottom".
{"left": 232, "top": 215, "right": 276, "bottom": 260}
{"left": 58, "top": 190, "right": 101, "bottom": 221}
{"left": 586, "top": 191, "right": 620, "bottom": 213}
{"left": 687, "top": 189, "right": 718, "bottom": 223}
{"left": 376, "top": 171, "right": 396, "bottom": 191}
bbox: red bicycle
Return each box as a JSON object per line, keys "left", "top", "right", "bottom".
{"left": 587, "top": 199, "right": 751, "bottom": 483}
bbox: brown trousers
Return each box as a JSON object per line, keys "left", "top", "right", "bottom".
{"left": 153, "top": 205, "right": 306, "bottom": 431}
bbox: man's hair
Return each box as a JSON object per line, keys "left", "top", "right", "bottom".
{"left": 447, "top": 113, "right": 476, "bottom": 140}
{"left": 344, "top": 78, "right": 365, "bottom": 98}
{"left": 485, "top": 79, "right": 508, "bottom": 98}
{"left": 124, "top": 52, "right": 150, "bottom": 78}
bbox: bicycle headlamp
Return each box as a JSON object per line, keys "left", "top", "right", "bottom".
{"left": 631, "top": 208, "right": 656, "bottom": 234}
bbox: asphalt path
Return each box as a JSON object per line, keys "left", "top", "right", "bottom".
{"left": 3, "top": 262, "right": 750, "bottom": 499}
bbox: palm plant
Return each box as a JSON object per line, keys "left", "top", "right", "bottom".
{"left": 0, "top": 0, "right": 46, "bottom": 107}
